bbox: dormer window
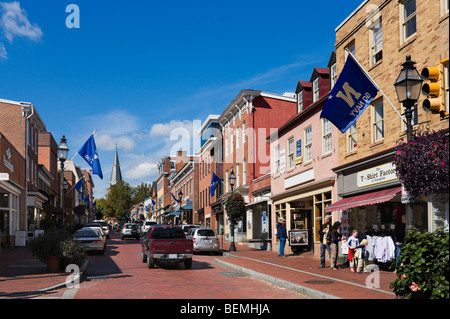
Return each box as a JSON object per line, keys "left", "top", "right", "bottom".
{"left": 297, "top": 91, "right": 303, "bottom": 112}
{"left": 312, "top": 78, "right": 320, "bottom": 102}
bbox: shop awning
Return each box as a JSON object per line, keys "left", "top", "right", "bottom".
{"left": 181, "top": 202, "right": 192, "bottom": 210}
{"left": 324, "top": 187, "right": 401, "bottom": 213}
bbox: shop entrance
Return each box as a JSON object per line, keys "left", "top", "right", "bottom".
{"left": 289, "top": 201, "right": 312, "bottom": 253}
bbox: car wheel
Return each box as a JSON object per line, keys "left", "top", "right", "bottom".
{"left": 147, "top": 253, "right": 154, "bottom": 269}
{"left": 121, "top": 236, "right": 124, "bottom": 240}
{"left": 184, "top": 258, "right": 192, "bottom": 269}
{"left": 141, "top": 248, "right": 147, "bottom": 263}
{"left": 136, "top": 236, "right": 140, "bottom": 240}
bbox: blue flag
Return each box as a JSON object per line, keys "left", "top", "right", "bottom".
{"left": 73, "top": 178, "right": 82, "bottom": 193}
{"left": 171, "top": 192, "right": 181, "bottom": 203}
{"left": 78, "top": 135, "right": 103, "bottom": 179}
{"left": 210, "top": 172, "right": 221, "bottom": 196}
{"left": 84, "top": 194, "right": 90, "bottom": 209}
{"left": 320, "top": 54, "right": 379, "bottom": 133}
{"left": 151, "top": 198, "right": 156, "bottom": 211}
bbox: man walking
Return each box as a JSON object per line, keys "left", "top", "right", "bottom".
{"left": 318, "top": 215, "right": 332, "bottom": 268}
{"left": 277, "top": 218, "right": 288, "bottom": 257}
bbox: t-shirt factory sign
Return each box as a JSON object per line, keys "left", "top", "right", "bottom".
{"left": 357, "top": 163, "right": 397, "bottom": 188}
{"left": 2, "top": 148, "right": 14, "bottom": 173}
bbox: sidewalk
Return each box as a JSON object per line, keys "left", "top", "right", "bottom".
{"left": 0, "top": 246, "right": 88, "bottom": 299}
{"left": 214, "top": 242, "right": 398, "bottom": 299}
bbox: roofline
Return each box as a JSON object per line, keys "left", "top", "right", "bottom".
{"left": 335, "top": 0, "right": 369, "bottom": 32}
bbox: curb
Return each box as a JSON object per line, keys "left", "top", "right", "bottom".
{"left": 38, "top": 259, "right": 91, "bottom": 293}
{"left": 213, "top": 257, "right": 340, "bottom": 299}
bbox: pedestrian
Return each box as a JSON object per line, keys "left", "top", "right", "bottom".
{"left": 330, "top": 221, "right": 343, "bottom": 270}
{"left": 347, "top": 229, "right": 359, "bottom": 273}
{"left": 277, "top": 218, "right": 288, "bottom": 257}
{"left": 354, "top": 238, "right": 368, "bottom": 274}
{"left": 318, "top": 215, "right": 332, "bottom": 268}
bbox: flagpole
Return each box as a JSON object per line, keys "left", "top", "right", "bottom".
{"left": 346, "top": 50, "right": 406, "bottom": 124}
{"left": 70, "top": 129, "right": 97, "bottom": 161}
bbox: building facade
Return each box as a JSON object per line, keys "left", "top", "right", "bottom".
{"left": 219, "top": 89, "right": 298, "bottom": 244}
{"left": 270, "top": 55, "right": 339, "bottom": 257}
{"left": 324, "top": 0, "right": 449, "bottom": 241}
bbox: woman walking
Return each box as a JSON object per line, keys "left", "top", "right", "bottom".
{"left": 330, "top": 221, "right": 343, "bottom": 270}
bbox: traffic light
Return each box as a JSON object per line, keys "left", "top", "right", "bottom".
{"left": 421, "top": 64, "right": 445, "bottom": 112}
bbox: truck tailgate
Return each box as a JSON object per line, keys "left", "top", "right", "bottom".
{"left": 153, "top": 239, "right": 192, "bottom": 254}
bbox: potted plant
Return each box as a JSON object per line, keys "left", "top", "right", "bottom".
{"left": 28, "top": 231, "right": 66, "bottom": 272}
{"left": 60, "top": 239, "right": 86, "bottom": 270}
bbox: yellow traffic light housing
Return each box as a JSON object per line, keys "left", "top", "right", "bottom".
{"left": 421, "top": 65, "right": 445, "bottom": 112}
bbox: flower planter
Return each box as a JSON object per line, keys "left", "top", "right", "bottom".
{"left": 46, "top": 256, "right": 61, "bottom": 273}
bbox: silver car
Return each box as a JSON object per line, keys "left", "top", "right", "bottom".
{"left": 73, "top": 228, "right": 106, "bottom": 254}
{"left": 188, "top": 228, "right": 219, "bottom": 254}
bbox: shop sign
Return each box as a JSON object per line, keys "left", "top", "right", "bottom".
{"left": 401, "top": 184, "right": 415, "bottom": 204}
{"left": 357, "top": 163, "right": 397, "bottom": 188}
{"left": 3, "top": 148, "right": 14, "bottom": 173}
{"left": 295, "top": 140, "right": 303, "bottom": 164}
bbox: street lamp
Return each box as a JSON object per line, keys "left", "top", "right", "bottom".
{"left": 394, "top": 55, "right": 423, "bottom": 141}
{"left": 394, "top": 56, "right": 423, "bottom": 233}
{"left": 58, "top": 136, "right": 69, "bottom": 228}
{"left": 178, "top": 189, "right": 183, "bottom": 224}
{"left": 229, "top": 168, "right": 236, "bottom": 251}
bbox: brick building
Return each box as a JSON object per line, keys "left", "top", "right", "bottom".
{"left": 324, "top": 0, "right": 449, "bottom": 238}
{"left": 219, "top": 89, "right": 298, "bottom": 244}
{"left": 0, "top": 133, "right": 25, "bottom": 248}
{"left": 0, "top": 99, "right": 46, "bottom": 245}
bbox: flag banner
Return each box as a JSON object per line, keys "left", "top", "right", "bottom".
{"left": 320, "top": 54, "right": 379, "bottom": 133}
{"left": 171, "top": 192, "right": 181, "bottom": 203}
{"left": 151, "top": 198, "right": 156, "bottom": 211}
{"left": 210, "top": 172, "right": 221, "bottom": 196}
{"left": 78, "top": 135, "right": 103, "bottom": 179}
{"left": 74, "top": 178, "right": 82, "bottom": 192}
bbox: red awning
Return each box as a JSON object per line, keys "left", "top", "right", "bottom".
{"left": 324, "top": 187, "right": 402, "bottom": 213}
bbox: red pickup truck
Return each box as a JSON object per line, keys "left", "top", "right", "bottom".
{"left": 141, "top": 226, "right": 193, "bottom": 269}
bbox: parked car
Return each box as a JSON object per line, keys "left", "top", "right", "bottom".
{"left": 188, "top": 228, "right": 220, "bottom": 254}
{"left": 73, "top": 227, "right": 106, "bottom": 254}
{"left": 180, "top": 224, "right": 200, "bottom": 236}
{"left": 83, "top": 223, "right": 106, "bottom": 238}
{"left": 141, "top": 220, "right": 157, "bottom": 234}
{"left": 121, "top": 223, "right": 140, "bottom": 240}
{"left": 94, "top": 220, "right": 110, "bottom": 238}
{"left": 141, "top": 226, "right": 193, "bottom": 269}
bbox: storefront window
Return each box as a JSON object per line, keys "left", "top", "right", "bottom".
{"left": 0, "top": 192, "right": 8, "bottom": 208}
{"left": 430, "top": 196, "right": 448, "bottom": 231}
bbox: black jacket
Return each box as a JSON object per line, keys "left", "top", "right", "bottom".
{"left": 318, "top": 223, "right": 331, "bottom": 243}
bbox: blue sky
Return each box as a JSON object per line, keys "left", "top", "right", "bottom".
{"left": 0, "top": 0, "right": 363, "bottom": 199}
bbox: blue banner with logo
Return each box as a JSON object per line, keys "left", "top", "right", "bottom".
{"left": 320, "top": 54, "right": 379, "bottom": 133}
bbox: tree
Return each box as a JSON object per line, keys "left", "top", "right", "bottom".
{"left": 106, "top": 180, "right": 133, "bottom": 220}
{"left": 224, "top": 193, "right": 246, "bottom": 226}
{"left": 132, "top": 182, "right": 153, "bottom": 205}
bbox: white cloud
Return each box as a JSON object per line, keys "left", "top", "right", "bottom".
{"left": 0, "top": 42, "right": 6, "bottom": 59}
{"left": 0, "top": 1, "right": 43, "bottom": 43}
{"left": 124, "top": 161, "right": 158, "bottom": 180}
{"left": 149, "top": 120, "right": 194, "bottom": 137}
{"left": 95, "top": 134, "right": 136, "bottom": 152}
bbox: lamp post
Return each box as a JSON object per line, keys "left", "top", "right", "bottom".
{"left": 57, "top": 136, "right": 69, "bottom": 228}
{"left": 228, "top": 168, "right": 236, "bottom": 251}
{"left": 178, "top": 189, "right": 183, "bottom": 224}
{"left": 394, "top": 56, "right": 423, "bottom": 233}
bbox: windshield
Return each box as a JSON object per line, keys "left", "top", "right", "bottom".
{"left": 125, "top": 224, "right": 137, "bottom": 229}
{"left": 75, "top": 229, "right": 99, "bottom": 238}
{"left": 150, "top": 227, "right": 185, "bottom": 239}
{"left": 196, "top": 229, "right": 216, "bottom": 237}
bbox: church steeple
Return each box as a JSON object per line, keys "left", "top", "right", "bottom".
{"left": 109, "top": 144, "right": 123, "bottom": 186}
